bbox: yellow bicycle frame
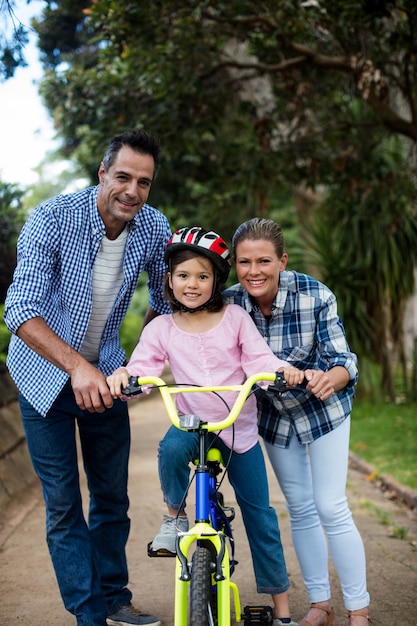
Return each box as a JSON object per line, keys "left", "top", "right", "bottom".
{"left": 135, "top": 372, "right": 278, "bottom": 626}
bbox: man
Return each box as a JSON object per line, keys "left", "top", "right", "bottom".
{"left": 4, "top": 129, "right": 171, "bottom": 626}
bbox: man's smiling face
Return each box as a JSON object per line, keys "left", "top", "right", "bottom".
{"left": 96, "top": 145, "right": 155, "bottom": 239}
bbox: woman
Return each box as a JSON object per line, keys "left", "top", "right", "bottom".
{"left": 223, "top": 218, "right": 370, "bottom": 626}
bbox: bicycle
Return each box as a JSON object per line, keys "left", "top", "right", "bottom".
{"left": 123, "top": 370, "right": 294, "bottom": 626}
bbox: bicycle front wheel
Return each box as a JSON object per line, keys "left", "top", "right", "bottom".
{"left": 190, "top": 546, "right": 217, "bottom": 626}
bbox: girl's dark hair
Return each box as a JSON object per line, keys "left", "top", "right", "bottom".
{"left": 164, "top": 249, "right": 225, "bottom": 312}
{"left": 102, "top": 129, "right": 161, "bottom": 179}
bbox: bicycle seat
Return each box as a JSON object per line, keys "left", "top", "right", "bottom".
{"left": 193, "top": 448, "right": 225, "bottom": 466}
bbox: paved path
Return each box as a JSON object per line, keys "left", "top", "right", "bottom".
{"left": 1, "top": 392, "right": 416, "bottom": 625}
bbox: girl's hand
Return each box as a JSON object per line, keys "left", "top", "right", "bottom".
{"left": 278, "top": 366, "right": 306, "bottom": 386}
{"left": 106, "top": 367, "right": 130, "bottom": 399}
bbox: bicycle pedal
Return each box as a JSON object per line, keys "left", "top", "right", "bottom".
{"left": 243, "top": 605, "right": 274, "bottom": 624}
{"left": 147, "top": 541, "right": 176, "bottom": 558}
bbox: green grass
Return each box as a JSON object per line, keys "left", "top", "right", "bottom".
{"left": 350, "top": 399, "right": 417, "bottom": 491}
{"left": 358, "top": 500, "right": 410, "bottom": 540}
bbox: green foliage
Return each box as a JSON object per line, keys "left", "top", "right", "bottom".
{"left": 301, "top": 135, "right": 417, "bottom": 396}
{"left": 32, "top": 0, "right": 417, "bottom": 243}
{"left": 22, "top": 154, "right": 90, "bottom": 211}
{"left": 0, "top": 179, "right": 25, "bottom": 302}
{"left": 0, "top": 304, "right": 11, "bottom": 362}
{"left": 33, "top": 0, "right": 91, "bottom": 70}
{"left": 119, "top": 309, "right": 143, "bottom": 359}
{"left": 351, "top": 397, "right": 417, "bottom": 490}
{"left": 0, "top": 179, "right": 24, "bottom": 241}
{"left": 2, "top": 0, "right": 415, "bottom": 401}
{"left": 0, "top": 1, "right": 29, "bottom": 80}
{"left": 119, "top": 276, "right": 149, "bottom": 357}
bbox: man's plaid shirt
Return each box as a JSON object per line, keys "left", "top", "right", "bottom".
{"left": 4, "top": 185, "right": 171, "bottom": 416}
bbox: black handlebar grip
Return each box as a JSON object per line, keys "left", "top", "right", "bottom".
{"left": 267, "top": 372, "right": 308, "bottom": 393}
{"left": 267, "top": 372, "right": 288, "bottom": 393}
{"left": 122, "top": 376, "right": 143, "bottom": 397}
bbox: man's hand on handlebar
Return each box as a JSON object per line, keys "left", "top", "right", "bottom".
{"left": 70, "top": 361, "right": 114, "bottom": 413}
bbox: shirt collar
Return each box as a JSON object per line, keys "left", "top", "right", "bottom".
{"left": 275, "top": 270, "right": 289, "bottom": 310}
{"left": 91, "top": 186, "right": 106, "bottom": 236}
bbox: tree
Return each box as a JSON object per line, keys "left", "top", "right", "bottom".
{"left": 34, "top": 4, "right": 417, "bottom": 157}
{"left": 31, "top": 1, "right": 417, "bottom": 225}
{"left": 0, "top": 180, "right": 25, "bottom": 302}
{"left": 0, "top": 0, "right": 29, "bottom": 80}
{"left": 28, "top": 0, "right": 417, "bottom": 393}
{"left": 302, "top": 135, "right": 417, "bottom": 399}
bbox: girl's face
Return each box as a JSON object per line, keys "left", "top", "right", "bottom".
{"left": 234, "top": 239, "right": 288, "bottom": 306}
{"left": 169, "top": 256, "right": 215, "bottom": 310}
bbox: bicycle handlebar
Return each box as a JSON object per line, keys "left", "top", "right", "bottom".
{"left": 122, "top": 371, "right": 291, "bottom": 432}
{"left": 268, "top": 371, "right": 308, "bottom": 393}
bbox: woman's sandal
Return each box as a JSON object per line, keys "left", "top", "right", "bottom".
{"left": 348, "top": 609, "right": 372, "bottom": 625}
{"left": 301, "top": 603, "right": 335, "bottom": 626}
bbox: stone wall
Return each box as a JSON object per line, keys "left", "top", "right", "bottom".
{"left": 0, "top": 364, "right": 37, "bottom": 510}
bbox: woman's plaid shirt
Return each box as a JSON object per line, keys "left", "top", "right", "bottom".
{"left": 223, "top": 271, "right": 358, "bottom": 448}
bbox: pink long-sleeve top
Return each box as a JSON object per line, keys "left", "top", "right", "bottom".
{"left": 127, "top": 304, "right": 288, "bottom": 453}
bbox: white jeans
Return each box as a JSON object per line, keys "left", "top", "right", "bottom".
{"left": 264, "top": 417, "right": 370, "bottom": 610}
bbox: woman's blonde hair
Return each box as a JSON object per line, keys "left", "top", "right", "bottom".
{"left": 232, "top": 218, "right": 285, "bottom": 259}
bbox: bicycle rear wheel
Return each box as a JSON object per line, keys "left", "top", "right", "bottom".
{"left": 190, "top": 546, "right": 217, "bottom": 626}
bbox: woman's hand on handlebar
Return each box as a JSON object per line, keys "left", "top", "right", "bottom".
{"left": 278, "top": 367, "right": 345, "bottom": 401}
{"left": 304, "top": 368, "right": 336, "bottom": 401}
{"left": 106, "top": 367, "right": 130, "bottom": 399}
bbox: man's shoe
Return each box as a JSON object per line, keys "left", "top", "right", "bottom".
{"left": 107, "top": 605, "right": 161, "bottom": 626}
{"left": 273, "top": 620, "right": 299, "bottom": 626}
{"left": 151, "top": 514, "right": 189, "bottom": 554}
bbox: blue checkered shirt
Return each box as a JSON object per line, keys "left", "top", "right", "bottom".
{"left": 223, "top": 271, "right": 358, "bottom": 447}
{"left": 4, "top": 185, "right": 171, "bottom": 416}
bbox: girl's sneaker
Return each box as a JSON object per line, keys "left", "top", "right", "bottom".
{"left": 151, "top": 514, "right": 189, "bottom": 553}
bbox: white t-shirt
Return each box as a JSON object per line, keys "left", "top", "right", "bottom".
{"left": 80, "top": 228, "right": 127, "bottom": 362}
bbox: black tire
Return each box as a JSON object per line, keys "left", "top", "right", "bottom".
{"left": 189, "top": 546, "right": 216, "bottom": 626}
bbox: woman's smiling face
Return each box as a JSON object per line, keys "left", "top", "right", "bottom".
{"left": 234, "top": 239, "right": 288, "bottom": 308}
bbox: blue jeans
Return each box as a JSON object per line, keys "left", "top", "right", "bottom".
{"left": 264, "top": 417, "right": 370, "bottom": 611}
{"left": 19, "top": 382, "right": 132, "bottom": 626}
{"left": 158, "top": 425, "right": 290, "bottom": 594}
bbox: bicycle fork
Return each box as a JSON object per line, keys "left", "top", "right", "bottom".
{"left": 173, "top": 428, "right": 242, "bottom": 625}
{"left": 174, "top": 526, "right": 241, "bottom": 625}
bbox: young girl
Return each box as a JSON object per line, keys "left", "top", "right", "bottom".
{"left": 107, "top": 226, "right": 305, "bottom": 626}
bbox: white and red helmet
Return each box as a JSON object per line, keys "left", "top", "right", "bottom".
{"left": 164, "top": 226, "right": 231, "bottom": 284}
